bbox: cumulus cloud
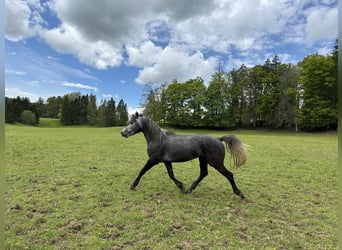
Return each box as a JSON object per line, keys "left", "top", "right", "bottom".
{"left": 126, "top": 41, "right": 163, "bottom": 68}
{"left": 50, "top": 0, "right": 148, "bottom": 43}
{"left": 5, "top": 0, "right": 45, "bottom": 41}
{"left": 40, "top": 23, "right": 123, "bottom": 69}
{"left": 5, "top": 0, "right": 338, "bottom": 85}
{"left": 131, "top": 45, "right": 218, "bottom": 84}
{"left": 170, "top": 0, "right": 300, "bottom": 53}
{"left": 5, "top": 0, "right": 34, "bottom": 40}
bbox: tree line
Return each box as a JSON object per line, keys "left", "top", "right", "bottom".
{"left": 5, "top": 41, "right": 338, "bottom": 130}
{"left": 5, "top": 92, "right": 129, "bottom": 127}
{"left": 142, "top": 41, "right": 338, "bottom": 131}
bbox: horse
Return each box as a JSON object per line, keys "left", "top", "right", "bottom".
{"left": 121, "top": 112, "right": 247, "bottom": 199}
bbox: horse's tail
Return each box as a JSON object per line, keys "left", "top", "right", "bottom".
{"left": 219, "top": 135, "right": 247, "bottom": 168}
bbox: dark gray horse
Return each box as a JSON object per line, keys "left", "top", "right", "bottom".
{"left": 121, "top": 113, "right": 247, "bottom": 198}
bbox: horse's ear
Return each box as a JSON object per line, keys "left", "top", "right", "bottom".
{"left": 135, "top": 111, "right": 140, "bottom": 117}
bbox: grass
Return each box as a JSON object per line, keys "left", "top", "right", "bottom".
{"left": 37, "top": 118, "right": 62, "bottom": 128}
{"left": 5, "top": 124, "right": 337, "bottom": 249}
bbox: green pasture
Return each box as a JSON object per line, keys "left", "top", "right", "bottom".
{"left": 5, "top": 122, "right": 337, "bottom": 249}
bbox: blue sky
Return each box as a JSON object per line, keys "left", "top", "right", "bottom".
{"left": 5, "top": 0, "right": 338, "bottom": 114}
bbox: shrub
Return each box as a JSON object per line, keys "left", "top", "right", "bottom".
{"left": 20, "top": 110, "right": 37, "bottom": 125}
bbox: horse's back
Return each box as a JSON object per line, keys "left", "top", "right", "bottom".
{"left": 161, "top": 134, "right": 225, "bottom": 163}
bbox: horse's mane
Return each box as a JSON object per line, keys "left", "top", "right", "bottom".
{"left": 140, "top": 116, "right": 175, "bottom": 142}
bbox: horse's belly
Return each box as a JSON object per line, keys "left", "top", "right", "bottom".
{"left": 162, "top": 142, "right": 202, "bottom": 162}
{"left": 163, "top": 152, "right": 198, "bottom": 162}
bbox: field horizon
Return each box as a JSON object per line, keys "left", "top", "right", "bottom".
{"left": 5, "top": 123, "right": 337, "bottom": 249}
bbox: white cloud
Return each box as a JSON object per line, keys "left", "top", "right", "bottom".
{"left": 47, "top": 55, "right": 59, "bottom": 60}
{"left": 171, "top": 0, "right": 299, "bottom": 53}
{"left": 41, "top": 0, "right": 308, "bottom": 72}
{"left": 62, "top": 82, "right": 98, "bottom": 92}
{"left": 40, "top": 23, "right": 123, "bottom": 69}
{"left": 127, "top": 106, "right": 144, "bottom": 116}
{"left": 5, "top": 0, "right": 338, "bottom": 88}
{"left": 5, "top": 0, "right": 33, "bottom": 41}
{"left": 28, "top": 80, "right": 39, "bottom": 86}
{"left": 133, "top": 45, "right": 218, "bottom": 85}
{"left": 126, "top": 41, "right": 163, "bottom": 68}
{"left": 5, "top": 0, "right": 44, "bottom": 41}
{"left": 305, "top": 7, "right": 338, "bottom": 44}
{"left": 102, "top": 94, "right": 113, "bottom": 99}
{"left": 5, "top": 68, "right": 26, "bottom": 76}
{"left": 5, "top": 87, "right": 36, "bottom": 99}
{"left": 317, "top": 46, "right": 332, "bottom": 55}
{"left": 102, "top": 93, "right": 119, "bottom": 99}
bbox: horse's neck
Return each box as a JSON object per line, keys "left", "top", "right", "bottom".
{"left": 141, "top": 118, "right": 163, "bottom": 143}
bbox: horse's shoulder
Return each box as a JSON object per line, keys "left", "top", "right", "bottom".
{"left": 161, "top": 128, "right": 176, "bottom": 136}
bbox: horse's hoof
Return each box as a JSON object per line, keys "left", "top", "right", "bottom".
{"left": 130, "top": 185, "right": 136, "bottom": 190}
{"left": 239, "top": 193, "right": 245, "bottom": 199}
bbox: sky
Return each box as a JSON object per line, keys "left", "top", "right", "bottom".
{"left": 4, "top": 0, "right": 338, "bottom": 114}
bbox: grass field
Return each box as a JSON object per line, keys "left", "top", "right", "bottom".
{"left": 5, "top": 122, "right": 337, "bottom": 249}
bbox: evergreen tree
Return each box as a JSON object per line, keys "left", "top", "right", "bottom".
{"left": 116, "top": 99, "right": 129, "bottom": 126}
{"left": 60, "top": 92, "right": 82, "bottom": 125}
{"left": 87, "top": 94, "right": 97, "bottom": 126}
{"left": 96, "top": 100, "right": 107, "bottom": 126}
{"left": 5, "top": 96, "right": 40, "bottom": 124}
{"left": 104, "top": 98, "right": 116, "bottom": 127}
{"left": 45, "top": 96, "right": 62, "bottom": 118}
{"left": 5, "top": 97, "right": 16, "bottom": 123}
{"left": 60, "top": 95, "right": 71, "bottom": 125}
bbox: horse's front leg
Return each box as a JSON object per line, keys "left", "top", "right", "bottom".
{"left": 130, "top": 159, "right": 157, "bottom": 190}
{"left": 164, "top": 162, "right": 186, "bottom": 192}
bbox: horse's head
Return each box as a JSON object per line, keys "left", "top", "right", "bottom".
{"left": 121, "top": 112, "right": 143, "bottom": 138}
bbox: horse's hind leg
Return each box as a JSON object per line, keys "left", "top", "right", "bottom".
{"left": 212, "top": 163, "right": 244, "bottom": 199}
{"left": 130, "top": 160, "right": 157, "bottom": 190}
{"left": 187, "top": 157, "right": 208, "bottom": 193}
{"left": 164, "top": 162, "right": 185, "bottom": 192}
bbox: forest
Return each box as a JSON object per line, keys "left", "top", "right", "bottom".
{"left": 5, "top": 93, "right": 129, "bottom": 127}
{"left": 5, "top": 41, "right": 338, "bottom": 131}
{"left": 142, "top": 43, "right": 338, "bottom": 131}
